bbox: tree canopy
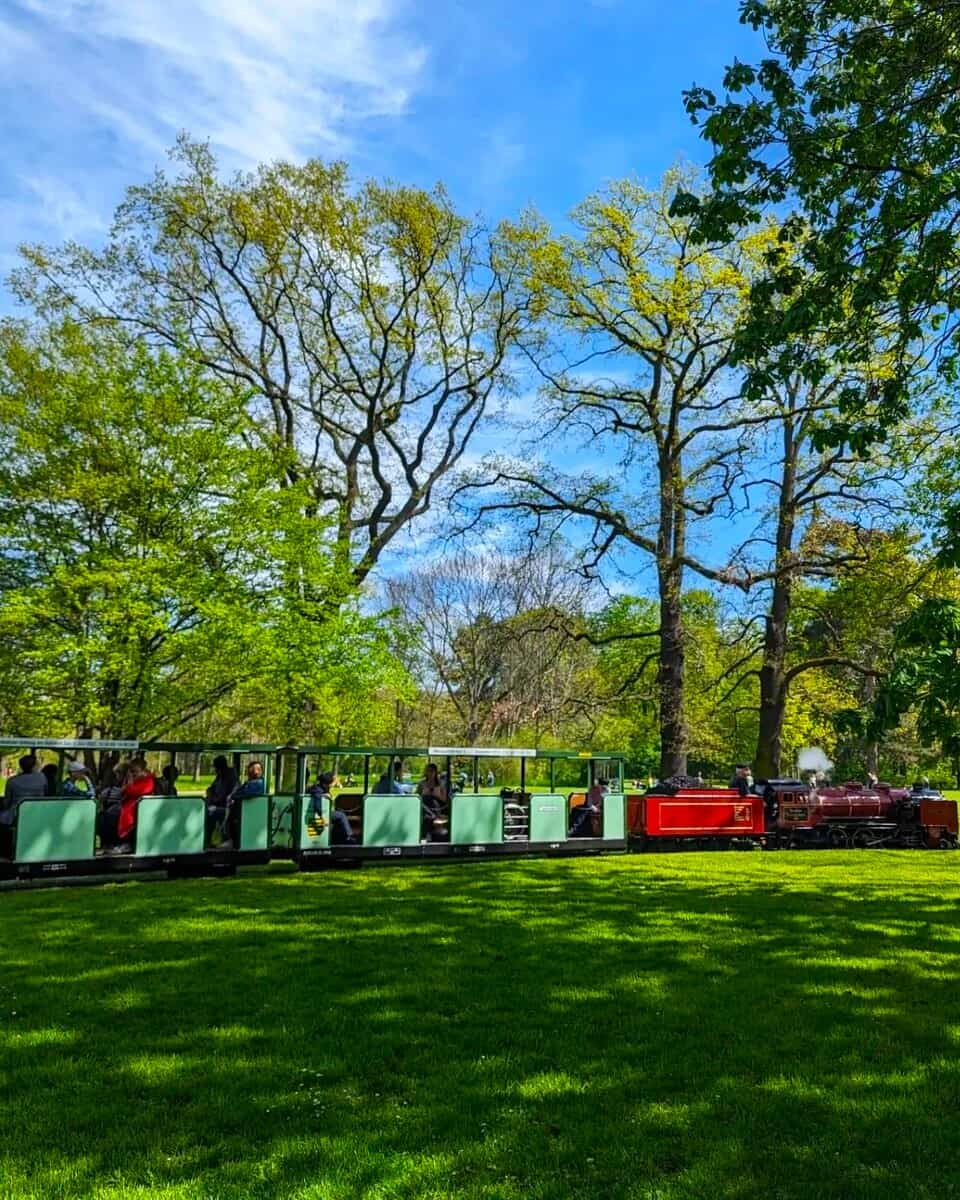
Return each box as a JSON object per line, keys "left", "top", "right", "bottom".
{"left": 2, "top": 125, "right": 959, "bottom": 781}
{"left": 0, "top": 322, "right": 402, "bottom": 741}
{"left": 13, "top": 136, "right": 526, "bottom": 587}
{"left": 675, "top": 0, "right": 960, "bottom": 446}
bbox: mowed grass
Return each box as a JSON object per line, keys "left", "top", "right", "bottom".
{"left": 3, "top": 854, "right": 960, "bottom": 1199}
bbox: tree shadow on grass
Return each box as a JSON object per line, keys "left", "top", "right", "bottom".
{"left": 3, "top": 855, "right": 960, "bottom": 1198}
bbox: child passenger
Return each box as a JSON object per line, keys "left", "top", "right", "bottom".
{"left": 62, "top": 761, "right": 96, "bottom": 798}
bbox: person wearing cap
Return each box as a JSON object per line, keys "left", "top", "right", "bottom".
{"left": 62, "top": 761, "right": 96, "bottom": 799}
{"left": 730, "top": 764, "right": 753, "bottom": 797}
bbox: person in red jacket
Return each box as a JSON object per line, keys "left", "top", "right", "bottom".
{"left": 98, "top": 758, "right": 155, "bottom": 855}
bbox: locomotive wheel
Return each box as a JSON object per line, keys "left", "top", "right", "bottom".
{"left": 939, "top": 836, "right": 955, "bottom": 850}
{"left": 828, "top": 827, "right": 849, "bottom": 850}
{"left": 852, "top": 828, "right": 871, "bottom": 849}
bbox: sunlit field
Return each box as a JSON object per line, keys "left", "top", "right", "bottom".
{"left": 3, "top": 853, "right": 960, "bottom": 1199}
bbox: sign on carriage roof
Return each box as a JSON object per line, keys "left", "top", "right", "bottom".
{"left": 428, "top": 746, "right": 537, "bottom": 758}
{"left": 0, "top": 736, "right": 140, "bottom": 751}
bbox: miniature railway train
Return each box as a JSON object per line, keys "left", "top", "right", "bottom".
{"left": 0, "top": 737, "right": 956, "bottom": 883}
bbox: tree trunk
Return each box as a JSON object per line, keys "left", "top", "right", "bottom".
{"left": 657, "top": 454, "right": 687, "bottom": 779}
{"left": 755, "top": 566, "right": 790, "bottom": 778}
{"left": 860, "top": 676, "right": 879, "bottom": 775}
{"left": 754, "top": 656, "right": 787, "bottom": 779}
{"left": 754, "top": 403, "right": 798, "bottom": 779}
{"left": 658, "top": 580, "right": 687, "bottom": 778}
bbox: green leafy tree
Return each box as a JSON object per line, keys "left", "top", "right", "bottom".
{"left": 0, "top": 322, "right": 401, "bottom": 742}
{"left": 867, "top": 599, "right": 960, "bottom": 784}
{"left": 725, "top": 375, "right": 938, "bottom": 776}
{"left": 587, "top": 591, "right": 759, "bottom": 780}
{"left": 675, "top": 0, "right": 960, "bottom": 445}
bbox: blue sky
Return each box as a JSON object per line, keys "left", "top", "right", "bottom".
{"left": 0, "top": 0, "right": 771, "bottom": 602}
{"left": 0, "top": 0, "right": 761, "bottom": 286}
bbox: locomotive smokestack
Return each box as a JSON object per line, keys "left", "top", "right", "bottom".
{"left": 797, "top": 747, "right": 834, "bottom": 777}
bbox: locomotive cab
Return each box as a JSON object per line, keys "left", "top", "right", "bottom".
{"left": 761, "top": 780, "right": 809, "bottom": 835}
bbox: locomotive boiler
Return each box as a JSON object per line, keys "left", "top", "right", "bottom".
{"left": 764, "top": 779, "right": 959, "bottom": 849}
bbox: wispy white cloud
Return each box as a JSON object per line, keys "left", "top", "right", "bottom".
{"left": 10, "top": 0, "right": 426, "bottom": 165}
{"left": 471, "top": 125, "right": 526, "bottom": 205}
{"left": 15, "top": 173, "right": 109, "bottom": 239}
{"left": 0, "top": 173, "right": 111, "bottom": 281}
{"left": 0, "top": 0, "right": 427, "bottom": 296}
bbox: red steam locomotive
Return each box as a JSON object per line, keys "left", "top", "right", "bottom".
{"left": 626, "top": 778, "right": 959, "bottom": 850}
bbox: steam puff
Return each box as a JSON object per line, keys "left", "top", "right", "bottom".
{"left": 797, "top": 747, "right": 834, "bottom": 774}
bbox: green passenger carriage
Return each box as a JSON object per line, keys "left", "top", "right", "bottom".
{"left": 0, "top": 737, "right": 628, "bottom": 882}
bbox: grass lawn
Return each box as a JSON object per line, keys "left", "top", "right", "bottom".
{"left": 3, "top": 853, "right": 960, "bottom": 1199}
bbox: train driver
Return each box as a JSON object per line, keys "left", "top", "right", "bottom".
{"left": 730, "top": 764, "right": 753, "bottom": 797}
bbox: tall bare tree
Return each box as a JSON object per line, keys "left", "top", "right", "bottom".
{"left": 387, "top": 548, "right": 595, "bottom": 745}
{"left": 460, "top": 170, "right": 775, "bottom": 776}
{"left": 13, "top": 136, "right": 526, "bottom": 588}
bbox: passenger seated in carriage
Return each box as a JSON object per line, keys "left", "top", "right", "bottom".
{"left": 206, "top": 760, "right": 265, "bottom": 850}
{"left": 372, "top": 761, "right": 409, "bottom": 794}
{"left": 156, "top": 764, "right": 180, "bottom": 796}
{"left": 0, "top": 756, "right": 46, "bottom": 857}
{"left": 417, "top": 763, "right": 448, "bottom": 841}
{"left": 307, "top": 771, "right": 355, "bottom": 844}
{"left": 570, "top": 780, "right": 606, "bottom": 837}
{"left": 98, "top": 758, "right": 155, "bottom": 855}
{"left": 62, "top": 760, "right": 96, "bottom": 798}
{"left": 206, "top": 755, "right": 238, "bottom": 804}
